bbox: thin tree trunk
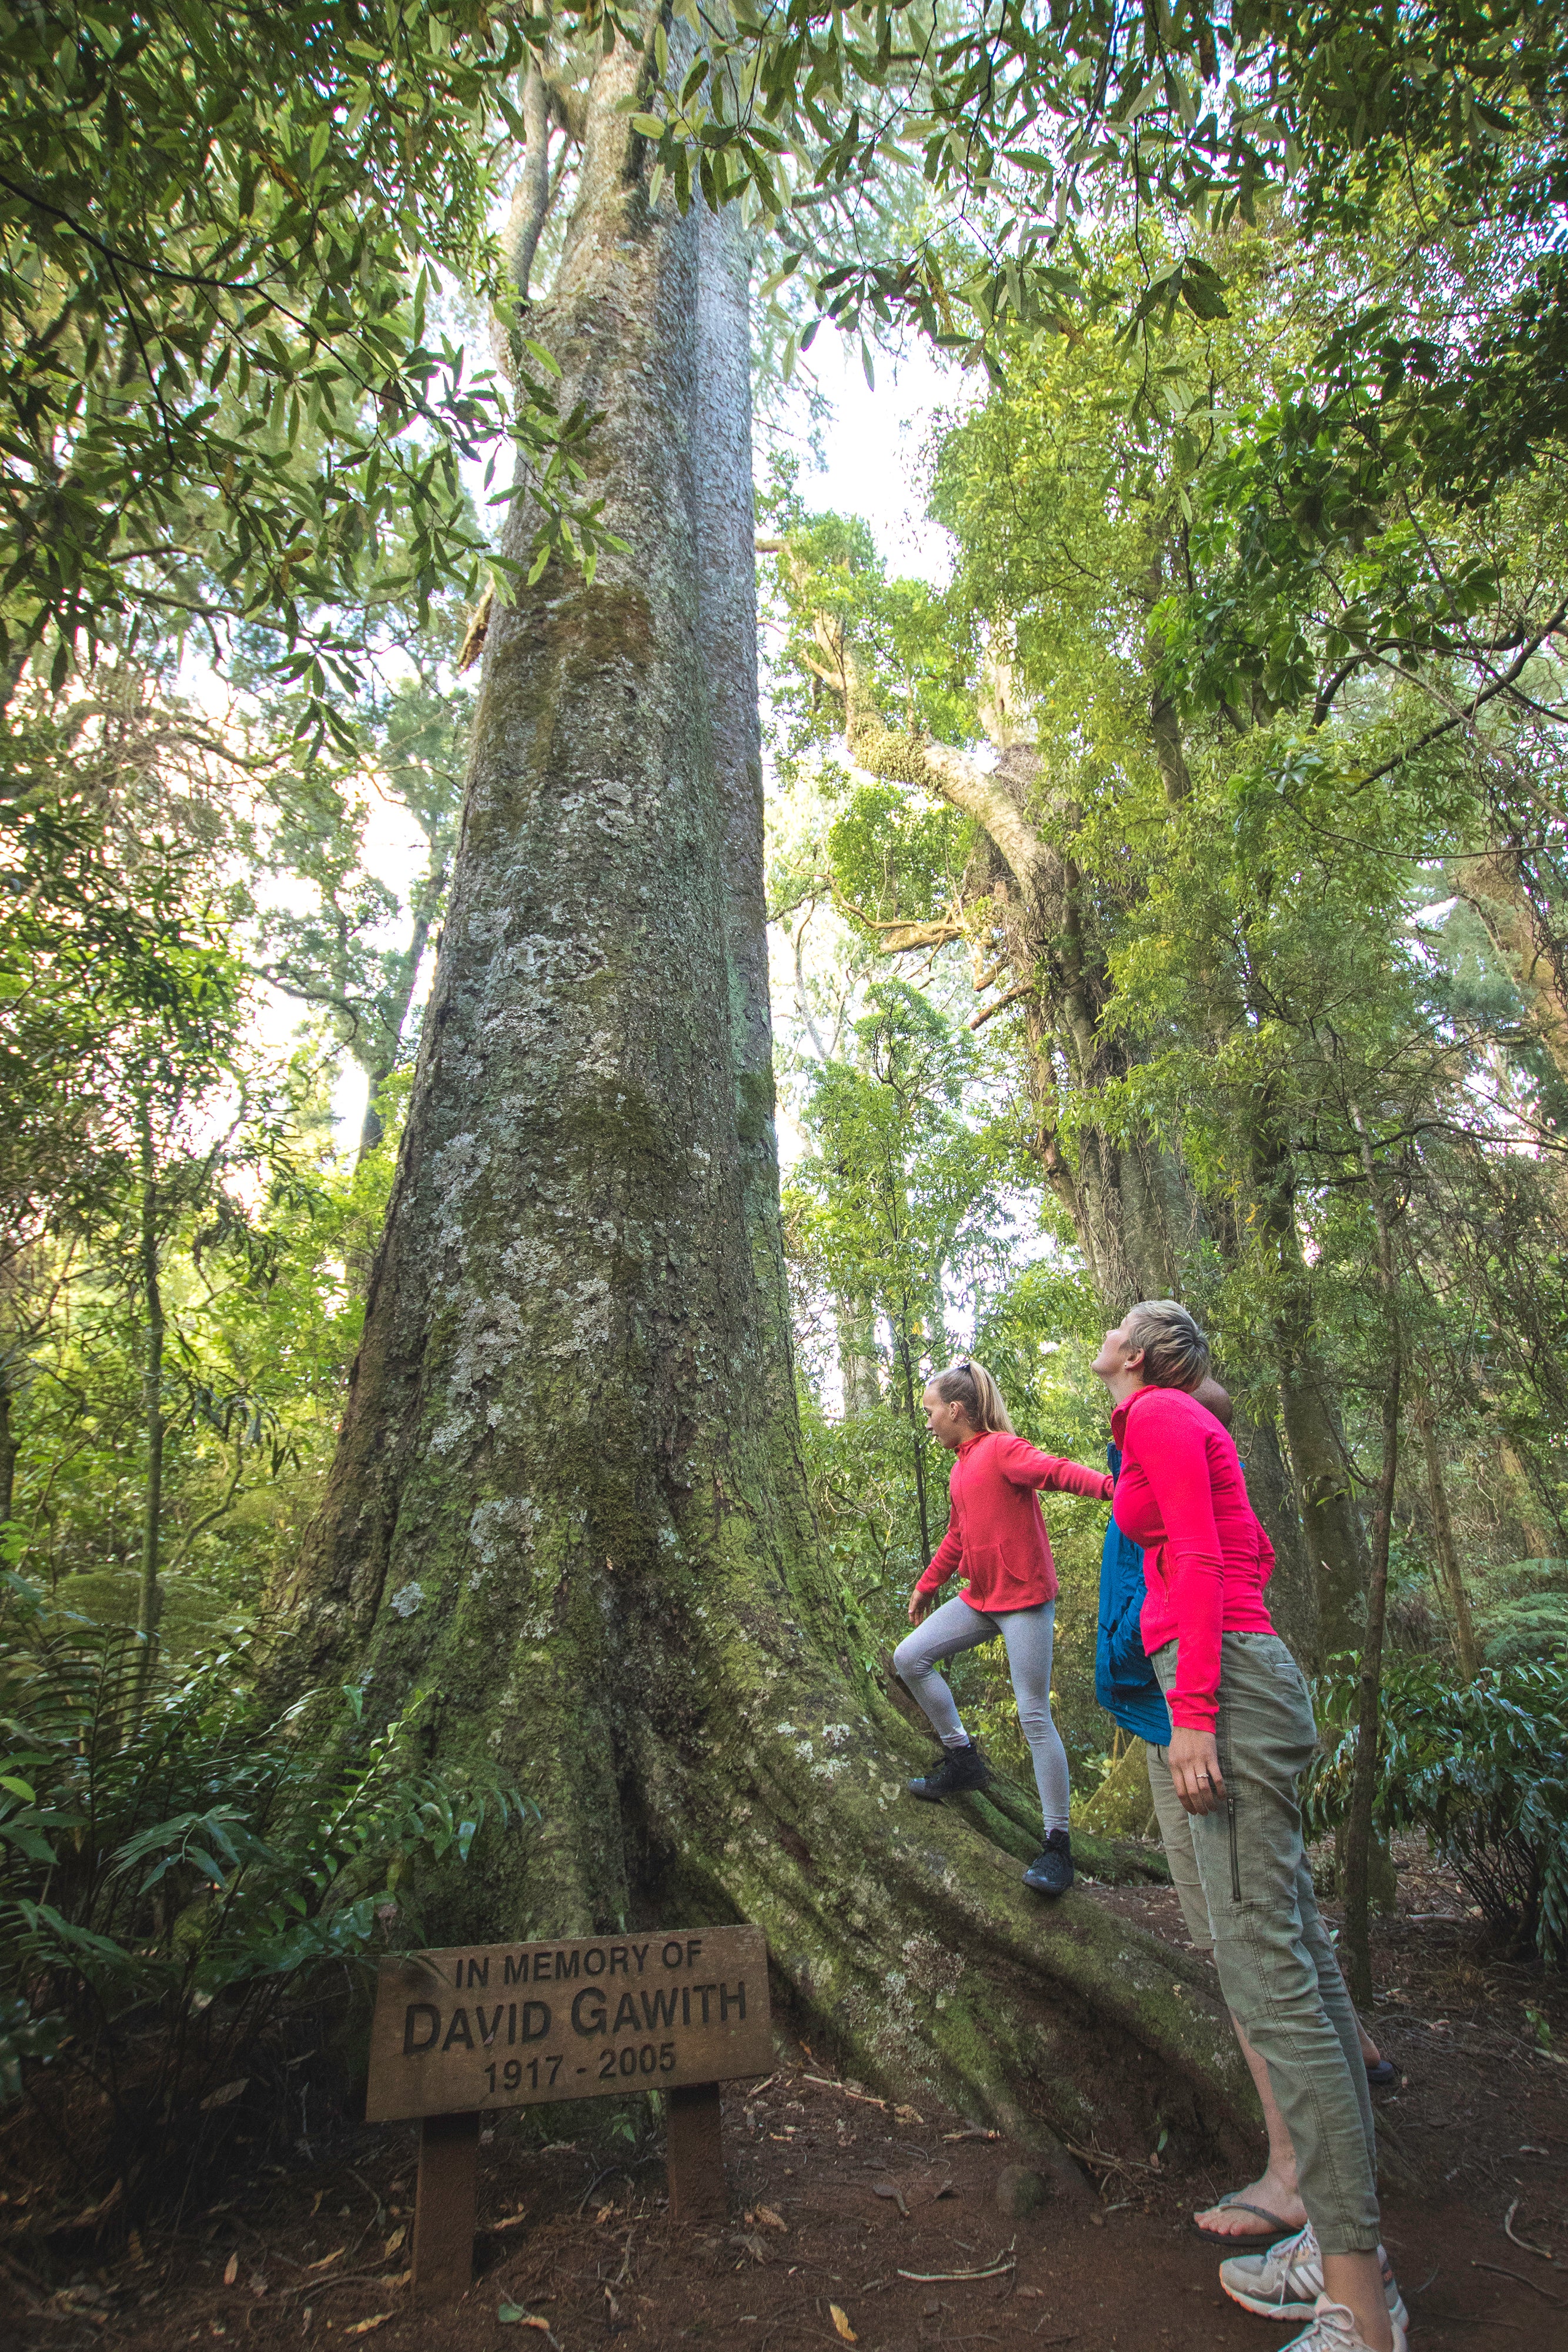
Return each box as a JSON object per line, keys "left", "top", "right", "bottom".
{"left": 0, "top": 1351, "right": 16, "bottom": 1525}
{"left": 1410, "top": 1383, "right": 1481, "bottom": 1677}
{"left": 356, "top": 877, "right": 444, "bottom": 1162}
{"left": 836, "top": 1297, "right": 881, "bottom": 1414}
{"left": 504, "top": 57, "right": 554, "bottom": 308}
{"left": 136, "top": 1105, "right": 166, "bottom": 1706}
{"left": 1497, "top": 1434, "right": 1554, "bottom": 1559}
{"left": 263, "top": 31, "right": 1256, "bottom": 2153}
{"left": 1251, "top": 1110, "right": 1371, "bottom": 1655}
{"left": 898, "top": 1332, "right": 932, "bottom": 1566}
{"left": 1340, "top": 1121, "right": 1402, "bottom": 2010}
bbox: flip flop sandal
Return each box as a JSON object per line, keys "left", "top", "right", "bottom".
{"left": 1365, "top": 2058, "right": 1396, "bottom": 2087}
{"left": 1192, "top": 2194, "right": 1299, "bottom": 2247}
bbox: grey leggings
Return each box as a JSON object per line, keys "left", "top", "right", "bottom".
{"left": 892, "top": 1595, "right": 1071, "bottom": 1835}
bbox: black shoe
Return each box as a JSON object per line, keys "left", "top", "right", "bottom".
{"left": 907, "top": 1740, "right": 992, "bottom": 1800}
{"left": 1023, "top": 1829, "right": 1074, "bottom": 1896}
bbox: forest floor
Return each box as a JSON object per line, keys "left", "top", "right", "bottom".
{"left": 4, "top": 1843, "right": 1565, "bottom": 2352}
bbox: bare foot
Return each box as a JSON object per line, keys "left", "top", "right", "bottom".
{"left": 1194, "top": 2175, "right": 1309, "bottom": 2240}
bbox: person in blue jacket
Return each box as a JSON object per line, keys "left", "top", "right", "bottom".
{"left": 1096, "top": 1377, "right": 1398, "bottom": 2264}
{"left": 1095, "top": 1418, "right": 1213, "bottom": 1956}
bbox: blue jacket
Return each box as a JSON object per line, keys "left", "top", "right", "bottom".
{"left": 1095, "top": 1443, "right": 1172, "bottom": 1745}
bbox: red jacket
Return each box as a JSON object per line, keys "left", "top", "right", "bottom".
{"left": 1109, "top": 1385, "right": 1276, "bottom": 1733}
{"left": 915, "top": 1431, "right": 1115, "bottom": 1613}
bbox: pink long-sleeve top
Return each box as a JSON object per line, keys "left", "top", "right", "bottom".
{"left": 915, "top": 1431, "right": 1115, "bottom": 1615}
{"left": 1110, "top": 1384, "right": 1276, "bottom": 1733}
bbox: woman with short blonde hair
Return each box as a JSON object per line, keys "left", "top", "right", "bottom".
{"left": 1095, "top": 1303, "right": 1404, "bottom": 2352}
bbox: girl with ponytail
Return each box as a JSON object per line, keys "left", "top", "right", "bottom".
{"left": 891, "top": 1357, "right": 1114, "bottom": 1897}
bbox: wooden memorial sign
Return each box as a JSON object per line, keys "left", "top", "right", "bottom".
{"left": 366, "top": 1926, "right": 771, "bottom": 2304}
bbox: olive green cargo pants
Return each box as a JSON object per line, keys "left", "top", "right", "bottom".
{"left": 1150, "top": 1630, "right": 1379, "bottom": 2257}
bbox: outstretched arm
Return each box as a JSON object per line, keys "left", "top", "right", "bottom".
{"left": 991, "top": 1433, "right": 1114, "bottom": 1501}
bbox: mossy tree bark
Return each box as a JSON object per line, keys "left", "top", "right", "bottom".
{"left": 265, "top": 36, "right": 1259, "bottom": 2169}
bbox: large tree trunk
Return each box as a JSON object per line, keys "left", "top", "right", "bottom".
{"left": 264, "top": 40, "right": 1251, "bottom": 2164}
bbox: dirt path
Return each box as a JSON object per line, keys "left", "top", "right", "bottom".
{"left": 5, "top": 1854, "right": 1564, "bottom": 2351}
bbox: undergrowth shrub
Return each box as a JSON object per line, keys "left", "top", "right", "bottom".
{"left": 1305, "top": 1651, "right": 1568, "bottom": 1965}
{"left": 0, "top": 1575, "right": 529, "bottom": 2215}
{"left": 1469, "top": 1558, "right": 1568, "bottom": 1668}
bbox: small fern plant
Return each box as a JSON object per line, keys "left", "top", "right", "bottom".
{"left": 0, "top": 1573, "right": 530, "bottom": 2211}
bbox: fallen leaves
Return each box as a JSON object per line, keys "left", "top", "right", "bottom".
{"left": 305, "top": 2248, "right": 346, "bottom": 2273}
{"left": 497, "top": 2308, "right": 551, "bottom": 2331}
{"left": 751, "top": 2206, "right": 787, "bottom": 2232}
{"left": 222, "top": 2256, "right": 239, "bottom": 2288}
{"left": 829, "top": 2305, "right": 857, "bottom": 2343}
{"left": 892, "top": 2104, "right": 923, "bottom": 2127}
{"left": 871, "top": 2182, "right": 908, "bottom": 2216}
{"left": 382, "top": 2228, "right": 406, "bottom": 2259}
{"left": 343, "top": 2317, "right": 392, "bottom": 2337}
{"left": 200, "top": 2080, "right": 249, "bottom": 2113}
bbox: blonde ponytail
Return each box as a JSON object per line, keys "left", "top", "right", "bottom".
{"left": 930, "top": 1357, "right": 1014, "bottom": 1435}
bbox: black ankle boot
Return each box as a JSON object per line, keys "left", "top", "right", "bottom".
{"left": 907, "top": 1740, "right": 992, "bottom": 1800}
{"left": 1023, "top": 1828, "right": 1074, "bottom": 1896}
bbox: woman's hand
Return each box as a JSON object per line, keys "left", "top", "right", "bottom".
{"left": 907, "top": 1586, "right": 934, "bottom": 1626}
{"left": 1168, "top": 1726, "right": 1226, "bottom": 1815}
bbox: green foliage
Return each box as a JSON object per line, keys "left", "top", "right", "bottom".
{"left": 827, "top": 780, "right": 974, "bottom": 930}
{"left": 1469, "top": 1558, "right": 1568, "bottom": 1669}
{"left": 793, "top": 982, "right": 1018, "bottom": 1354}
{"left": 640, "top": 0, "right": 1567, "bottom": 431}
{"left": 1305, "top": 1651, "right": 1568, "bottom": 1964}
{"left": 9, "top": 1057, "right": 397, "bottom": 1601}
{"left": 233, "top": 592, "right": 472, "bottom": 1144}
{"left": 0, "top": 1577, "right": 529, "bottom": 2203}
{"left": 1072, "top": 1736, "right": 1155, "bottom": 1838}
{"left": 0, "top": 676, "right": 246, "bottom": 1248}
{"left": 761, "top": 493, "right": 980, "bottom": 784}
{"left": 0, "top": 0, "right": 621, "bottom": 717}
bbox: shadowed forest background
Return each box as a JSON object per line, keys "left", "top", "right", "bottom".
{"left": 2, "top": 0, "right": 1566, "bottom": 2240}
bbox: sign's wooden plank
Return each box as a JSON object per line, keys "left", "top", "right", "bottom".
{"left": 410, "top": 2112, "right": 479, "bottom": 2307}
{"left": 366, "top": 1926, "right": 771, "bottom": 2123}
{"left": 666, "top": 2081, "right": 727, "bottom": 2222}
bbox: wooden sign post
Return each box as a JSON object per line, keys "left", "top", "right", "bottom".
{"left": 365, "top": 1925, "right": 771, "bottom": 2305}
